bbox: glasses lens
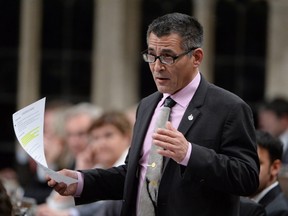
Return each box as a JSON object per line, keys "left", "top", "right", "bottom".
{"left": 142, "top": 53, "right": 175, "bottom": 65}
{"left": 143, "top": 53, "right": 155, "bottom": 63}
{"left": 160, "top": 56, "right": 174, "bottom": 65}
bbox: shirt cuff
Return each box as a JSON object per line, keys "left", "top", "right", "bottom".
{"left": 179, "top": 142, "right": 192, "bottom": 166}
{"left": 74, "top": 171, "right": 84, "bottom": 197}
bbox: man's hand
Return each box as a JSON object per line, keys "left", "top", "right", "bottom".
{"left": 153, "top": 121, "right": 188, "bottom": 163}
{"left": 47, "top": 169, "right": 78, "bottom": 196}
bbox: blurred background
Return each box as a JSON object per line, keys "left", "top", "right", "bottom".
{"left": 0, "top": 0, "right": 288, "bottom": 181}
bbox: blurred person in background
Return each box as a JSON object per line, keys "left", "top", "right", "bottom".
{"left": 124, "top": 104, "right": 137, "bottom": 127}
{"left": 23, "top": 100, "right": 72, "bottom": 204}
{"left": 0, "top": 179, "right": 13, "bottom": 216}
{"left": 36, "top": 110, "right": 132, "bottom": 216}
{"left": 249, "top": 130, "right": 288, "bottom": 216}
{"left": 258, "top": 98, "right": 288, "bottom": 164}
{"left": 63, "top": 102, "right": 103, "bottom": 169}
{"left": 38, "top": 102, "right": 103, "bottom": 210}
{"left": 40, "top": 102, "right": 102, "bottom": 209}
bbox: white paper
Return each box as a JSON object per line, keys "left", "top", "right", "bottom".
{"left": 12, "top": 98, "right": 78, "bottom": 185}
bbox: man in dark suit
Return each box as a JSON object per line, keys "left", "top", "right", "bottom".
{"left": 48, "top": 12, "right": 259, "bottom": 216}
{"left": 249, "top": 130, "right": 288, "bottom": 216}
{"left": 257, "top": 98, "right": 288, "bottom": 164}
{"left": 240, "top": 197, "right": 266, "bottom": 216}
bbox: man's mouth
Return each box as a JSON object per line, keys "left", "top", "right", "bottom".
{"left": 156, "top": 77, "right": 169, "bottom": 81}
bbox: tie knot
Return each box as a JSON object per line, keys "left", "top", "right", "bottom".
{"left": 164, "top": 97, "right": 176, "bottom": 108}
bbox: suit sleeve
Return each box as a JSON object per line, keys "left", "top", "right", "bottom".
{"left": 75, "top": 164, "right": 127, "bottom": 205}
{"left": 183, "top": 100, "right": 259, "bottom": 196}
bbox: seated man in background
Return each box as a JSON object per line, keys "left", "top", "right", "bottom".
{"left": 250, "top": 130, "right": 288, "bottom": 216}
{"left": 258, "top": 98, "right": 288, "bottom": 164}
{"left": 240, "top": 196, "right": 266, "bottom": 216}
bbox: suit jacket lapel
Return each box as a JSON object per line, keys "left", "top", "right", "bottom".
{"left": 163, "top": 75, "right": 209, "bottom": 169}
{"left": 177, "top": 107, "right": 200, "bottom": 135}
{"left": 178, "top": 74, "right": 208, "bottom": 135}
{"left": 259, "top": 184, "right": 282, "bottom": 207}
{"left": 135, "top": 92, "right": 162, "bottom": 153}
{"left": 127, "top": 92, "right": 162, "bottom": 173}
{"left": 122, "top": 92, "right": 162, "bottom": 213}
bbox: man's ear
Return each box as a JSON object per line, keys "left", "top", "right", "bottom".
{"left": 280, "top": 114, "right": 288, "bottom": 129}
{"left": 193, "top": 48, "right": 204, "bottom": 67}
{"left": 271, "top": 159, "right": 282, "bottom": 177}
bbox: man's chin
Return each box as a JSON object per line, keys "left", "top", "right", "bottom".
{"left": 157, "top": 86, "right": 172, "bottom": 94}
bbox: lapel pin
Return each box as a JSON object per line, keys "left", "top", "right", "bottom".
{"left": 188, "top": 114, "right": 193, "bottom": 121}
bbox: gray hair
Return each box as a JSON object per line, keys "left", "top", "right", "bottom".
{"left": 146, "top": 12, "right": 203, "bottom": 51}
{"left": 65, "top": 102, "right": 103, "bottom": 122}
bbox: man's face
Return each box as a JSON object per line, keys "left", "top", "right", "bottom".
{"left": 257, "top": 146, "right": 272, "bottom": 193}
{"left": 89, "top": 124, "right": 129, "bottom": 168}
{"left": 258, "top": 110, "right": 282, "bottom": 137}
{"left": 65, "top": 114, "right": 92, "bottom": 156}
{"left": 147, "top": 33, "right": 199, "bottom": 94}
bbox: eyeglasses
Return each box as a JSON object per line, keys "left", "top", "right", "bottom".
{"left": 142, "top": 47, "right": 197, "bottom": 65}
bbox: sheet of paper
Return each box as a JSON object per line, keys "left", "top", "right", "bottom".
{"left": 12, "top": 98, "right": 78, "bottom": 185}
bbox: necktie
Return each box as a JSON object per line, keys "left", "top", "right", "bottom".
{"left": 138, "top": 96, "right": 176, "bottom": 216}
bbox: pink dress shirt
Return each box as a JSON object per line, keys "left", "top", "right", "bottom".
{"left": 75, "top": 72, "right": 201, "bottom": 201}
{"left": 136, "top": 72, "right": 201, "bottom": 207}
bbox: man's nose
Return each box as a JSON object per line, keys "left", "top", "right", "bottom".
{"left": 153, "top": 58, "right": 164, "bottom": 72}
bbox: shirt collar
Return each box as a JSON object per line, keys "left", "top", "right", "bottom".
{"left": 163, "top": 72, "right": 201, "bottom": 108}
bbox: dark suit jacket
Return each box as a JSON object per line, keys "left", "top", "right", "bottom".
{"left": 259, "top": 184, "right": 288, "bottom": 216}
{"left": 75, "top": 75, "right": 259, "bottom": 216}
{"left": 75, "top": 200, "right": 122, "bottom": 216}
{"left": 240, "top": 197, "right": 266, "bottom": 216}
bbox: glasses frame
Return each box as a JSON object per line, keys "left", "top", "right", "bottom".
{"left": 142, "top": 47, "right": 198, "bottom": 65}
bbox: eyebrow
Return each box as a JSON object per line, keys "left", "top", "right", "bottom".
{"left": 147, "top": 47, "right": 176, "bottom": 55}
